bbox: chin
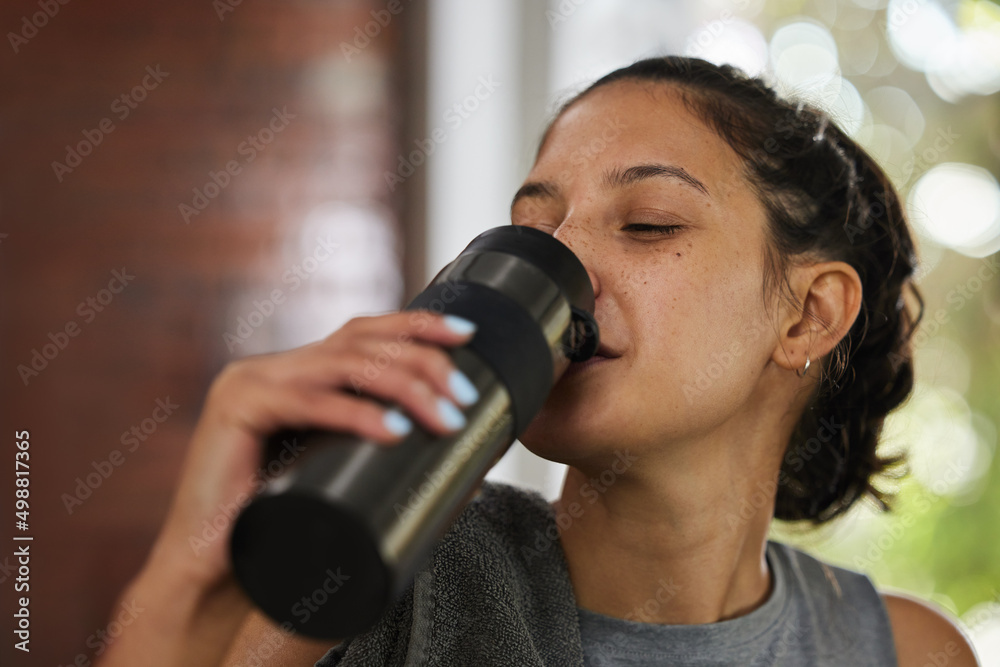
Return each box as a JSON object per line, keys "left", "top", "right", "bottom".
{"left": 518, "top": 399, "right": 621, "bottom": 465}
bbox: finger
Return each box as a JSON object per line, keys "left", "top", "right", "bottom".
{"left": 294, "top": 348, "right": 465, "bottom": 435}
{"left": 327, "top": 336, "right": 480, "bottom": 408}
{"left": 274, "top": 325, "right": 480, "bottom": 410}
{"left": 212, "top": 347, "right": 469, "bottom": 436}
{"left": 237, "top": 358, "right": 466, "bottom": 438}
{"left": 338, "top": 311, "right": 477, "bottom": 348}
{"left": 269, "top": 348, "right": 472, "bottom": 435}
{"left": 234, "top": 381, "right": 422, "bottom": 444}
{"left": 341, "top": 359, "right": 470, "bottom": 435}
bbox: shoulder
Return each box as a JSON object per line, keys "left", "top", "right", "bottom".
{"left": 770, "top": 544, "right": 980, "bottom": 665}
{"left": 765, "top": 542, "right": 897, "bottom": 663}
{"left": 882, "top": 592, "right": 980, "bottom": 666}
{"left": 768, "top": 540, "right": 884, "bottom": 604}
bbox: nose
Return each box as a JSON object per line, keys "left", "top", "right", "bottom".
{"left": 553, "top": 222, "right": 601, "bottom": 300}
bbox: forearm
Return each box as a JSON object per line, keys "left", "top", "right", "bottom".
{"left": 98, "top": 538, "right": 252, "bottom": 667}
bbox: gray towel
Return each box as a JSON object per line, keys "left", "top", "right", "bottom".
{"left": 314, "top": 481, "right": 898, "bottom": 666}
{"left": 315, "top": 480, "right": 585, "bottom": 666}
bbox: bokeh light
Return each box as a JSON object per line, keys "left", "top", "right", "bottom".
{"left": 857, "top": 123, "right": 914, "bottom": 186}
{"left": 885, "top": 0, "right": 958, "bottom": 73}
{"left": 908, "top": 162, "right": 1000, "bottom": 256}
{"left": 866, "top": 86, "right": 925, "bottom": 147}
{"left": 685, "top": 18, "right": 768, "bottom": 77}
{"left": 887, "top": 0, "right": 1000, "bottom": 100}
{"left": 885, "top": 385, "right": 992, "bottom": 502}
{"left": 769, "top": 20, "right": 841, "bottom": 100}
{"left": 824, "top": 77, "right": 867, "bottom": 138}
{"left": 839, "top": 25, "right": 881, "bottom": 76}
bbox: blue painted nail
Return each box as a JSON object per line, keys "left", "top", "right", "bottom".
{"left": 443, "top": 315, "right": 477, "bottom": 336}
{"left": 436, "top": 397, "right": 467, "bottom": 430}
{"left": 449, "top": 369, "right": 480, "bottom": 406}
{"left": 383, "top": 409, "right": 413, "bottom": 436}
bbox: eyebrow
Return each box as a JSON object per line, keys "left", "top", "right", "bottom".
{"left": 604, "top": 163, "right": 710, "bottom": 197}
{"left": 510, "top": 181, "right": 559, "bottom": 214}
{"left": 510, "top": 163, "right": 710, "bottom": 213}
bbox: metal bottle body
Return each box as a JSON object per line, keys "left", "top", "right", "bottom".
{"left": 230, "top": 226, "right": 596, "bottom": 639}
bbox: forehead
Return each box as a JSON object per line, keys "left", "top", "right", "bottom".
{"left": 532, "top": 81, "right": 748, "bottom": 197}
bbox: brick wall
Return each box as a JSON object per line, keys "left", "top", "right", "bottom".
{"left": 0, "top": 0, "right": 419, "bottom": 663}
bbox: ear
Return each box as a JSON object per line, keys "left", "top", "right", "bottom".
{"left": 771, "top": 261, "right": 863, "bottom": 376}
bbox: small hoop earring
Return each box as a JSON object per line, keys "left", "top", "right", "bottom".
{"left": 796, "top": 356, "right": 811, "bottom": 378}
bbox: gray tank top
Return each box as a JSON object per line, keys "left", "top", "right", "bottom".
{"left": 577, "top": 541, "right": 898, "bottom": 666}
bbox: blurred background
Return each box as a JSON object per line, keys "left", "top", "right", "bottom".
{"left": 1, "top": 0, "right": 998, "bottom": 664}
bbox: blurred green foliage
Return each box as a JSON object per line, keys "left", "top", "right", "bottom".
{"left": 761, "top": 0, "right": 1000, "bottom": 638}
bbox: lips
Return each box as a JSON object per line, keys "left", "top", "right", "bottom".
{"left": 595, "top": 344, "right": 619, "bottom": 359}
{"left": 564, "top": 344, "right": 619, "bottom": 375}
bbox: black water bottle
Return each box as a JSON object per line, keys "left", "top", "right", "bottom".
{"left": 230, "top": 225, "right": 598, "bottom": 639}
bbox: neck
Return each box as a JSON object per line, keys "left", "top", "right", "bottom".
{"left": 552, "top": 433, "right": 781, "bottom": 625}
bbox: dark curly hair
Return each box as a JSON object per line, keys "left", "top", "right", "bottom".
{"left": 544, "top": 56, "right": 923, "bottom": 523}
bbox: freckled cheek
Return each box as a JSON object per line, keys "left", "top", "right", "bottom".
{"left": 635, "top": 272, "right": 757, "bottom": 372}
{"left": 628, "top": 279, "right": 703, "bottom": 365}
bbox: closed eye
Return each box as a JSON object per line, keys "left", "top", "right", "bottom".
{"left": 623, "top": 223, "right": 683, "bottom": 236}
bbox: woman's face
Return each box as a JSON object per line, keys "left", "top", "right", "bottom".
{"left": 515, "top": 81, "right": 787, "bottom": 466}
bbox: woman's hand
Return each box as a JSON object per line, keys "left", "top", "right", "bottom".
{"left": 98, "top": 311, "right": 478, "bottom": 667}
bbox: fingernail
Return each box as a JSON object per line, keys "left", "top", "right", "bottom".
{"left": 383, "top": 409, "right": 413, "bottom": 436}
{"left": 443, "top": 315, "right": 477, "bottom": 336}
{"left": 448, "top": 369, "right": 480, "bottom": 406}
{"left": 436, "top": 397, "right": 467, "bottom": 430}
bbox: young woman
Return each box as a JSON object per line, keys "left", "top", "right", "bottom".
{"left": 102, "top": 57, "right": 980, "bottom": 666}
